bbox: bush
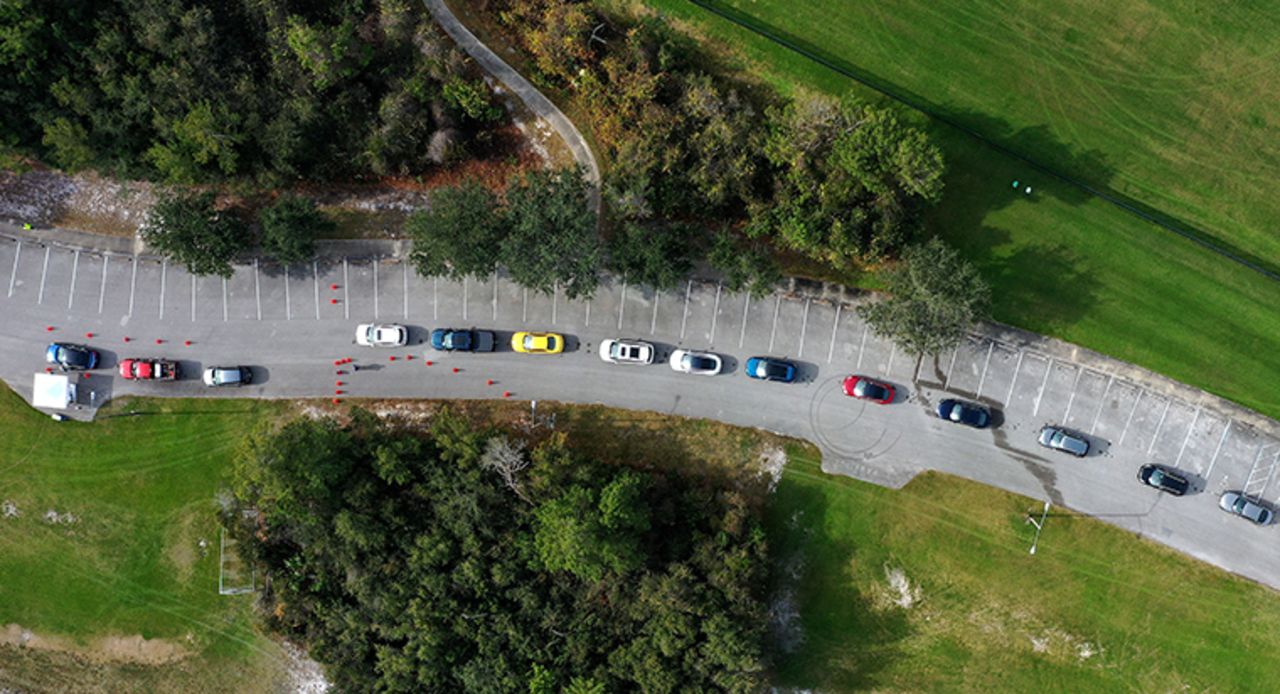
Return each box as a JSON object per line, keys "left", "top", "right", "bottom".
{"left": 258, "top": 195, "right": 332, "bottom": 265}
{"left": 141, "top": 190, "right": 249, "bottom": 277}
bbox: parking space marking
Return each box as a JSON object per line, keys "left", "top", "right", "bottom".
{"left": 796, "top": 299, "right": 811, "bottom": 358}
{"left": 1242, "top": 443, "right": 1279, "bottom": 501}
{"left": 312, "top": 261, "right": 320, "bottom": 320}
{"left": 190, "top": 274, "right": 196, "bottom": 321}
{"left": 36, "top": 245, "right": 49, "bottom": 304}
{"left": 552, "top": 282, "right": 558, "bottom": 324}
{"left": 67, "top": 250, "right": 79, "bottom": 309}
{"left": 523, "top": 288, "right": 528, "bottom": 323}
{"left": 491, "top": 271, "right": 497, "bottom": 321}
{"left": 584, "top": 297, "right": 591, "bottom": 326}
{"left": 768, "top": 295, "right": 781, "bottom": 352}
{"left": 373, "top": 258, "right": 379, "bottom": 319}
{"left": 1204, "top": 420, "right": 1233, "bottom": 479}
{"left": 975, "top": 341, "right": 994, "bottom": 397}
{"left": 943, "top": 348, "right": 959, "bottom": 389}
{"left": 737, "top": 293, "right": 749, "bottom": 348}
{"left": 406, "top": 265, "right": 412, "bottom": 320}
{"left": 159, "top": 260, "right": 166, "bottom": 320}
{"left": 462, "top": 276, "right": 468, "bottom": 321}
{"left": 6, "top": 241, "right": 18, "bottom": 297}
{"left": 284, "top": 264, "right": 292, "bottom": 320}
{"left": 1146, "top": 398, "right": 1172, "bottom": 455}
{"left": 651, "top": 290, "right": 660, "bottom": 334}
{"left": 1088, "top": 375, "right": 1115, "bottom": 434}
{"left": 1032, "top": 356, "right": 1053, "bottom": 416}
{"left": 128, "top": 255, "right": 138, "bottom": 316}
{"left": 681, "top": 280, "right": 692, "bottom": 339}
{"left": 1173, "top": 407, "right": 1201, "bottom": 467}
{"left": 222, "top": 276, "right": 228, "bottom": 321}
{"left": 254, "top": 258, "right": 262, "bottom": 320}
{"left": 856, "top": 323, "right": 868, "bottom": 369}
{"left": 1118, "top": 389, "right": 1144, "bottom": 446}
{"left": 433, "top": 277, "right": 438, "bottom": 321}
{"left": 709, "top": 285, "right": 721, "bottom": 342}
{"left": 1061, "top": 367, "right": 1085, "bottom": 423}
{"left": 343, "top": 259, "right": 350, "bottom": 320}
{"left": 827, "top": 304, "right": 841, "bottom": 363}
{"left": 1004, "top": 350, "right": 1025, "bottom": 405}
{"left": 98, "top": 255, "right": 108, "bottom": 314}
{"left": 618, "top": 279, "right": 626, "bottom": 330}
{"left": 886, "top": 343, "right": 896, "bottom": 375}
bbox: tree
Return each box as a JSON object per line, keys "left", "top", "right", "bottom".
{"left": 501, "top": 167, "right": 600, "bottom": 298}
{"left": 857, "top": 237, "right": 990, "bottom": 355}
{"left": 707, "top": 233, "right": 781, "bottom": 298}
{"left": 407, "top": 180, "right": 505, "bottom": 279}
{"left": 752, "top": 94, "right": 945, "bottom": 264}
{"left": 141, "top": 190, "right": 249, "bottom": 277}
{"left": 258, "top": 195, "right": 332, "bottom": 265}
{"left": 606, "top": 221, "right": 698, "bottom": 290}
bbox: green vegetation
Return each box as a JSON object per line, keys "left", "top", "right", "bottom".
{"left": 408, "top": 180, "right": 505, "bottom": 279}
{"left": 771, "top": 453, "right": 1280, "bottom": 691}
{"left": 606, "top": 220, "right": 698, "bottom": 291}
{"left": 0, "top": 0, "right": 504, "bottom": 183}
{"left": 634, "top": 0, "right": 1280, "bottom": 421}
{"left": 228, "top": 409, "right": 770, "bottom": 691}
{"left": 141, "top": 190, "right": 250, "bottom": 278}
{"left": 258, "top": 195, "right": 332, "bottom": 265}
{"left": 501, "top": 167, "right": 601, "bottom": 298}
{"left": 0, "top": 385, "right": 286, "bottom": 681}
{"left": 859, "top": 238, "right": 990, "bottom": 355}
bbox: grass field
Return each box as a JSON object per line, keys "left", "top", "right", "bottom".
{"left": 770, "top": 451, "right": 1280, "bottom": 691}
{"left": 628, "top": 0, "right": 1280, "bottom": 422}
{"left": 0, "top": 386, "right": 288, "bottom": 691}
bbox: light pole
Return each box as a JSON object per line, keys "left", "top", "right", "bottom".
{"left": 1026, "top": 500, "right": 1051, "bottom": 555}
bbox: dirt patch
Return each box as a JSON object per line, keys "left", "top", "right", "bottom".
{"left": 0, "top": 624, "right": 189, "bottom": 666}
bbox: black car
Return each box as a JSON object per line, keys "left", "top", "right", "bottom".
{"left": 430, "top": 328, "right": 495, "bottom": 352}
{"left": 1137, "top": 464, "right": 1190, "bottom": 496}
{"left": 936, "top": 398, "right": 990, "bottom": 428}
{"left": 45, "top": 342, "right": 99, "bottom": 371}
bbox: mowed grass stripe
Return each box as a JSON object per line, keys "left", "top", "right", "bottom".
{"left": 639, "top": 0, "right": 1280, "bottom": 421}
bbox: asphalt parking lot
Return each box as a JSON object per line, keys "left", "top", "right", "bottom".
{"left": 2, "top": 233, "right": 1278, "bottom": 587}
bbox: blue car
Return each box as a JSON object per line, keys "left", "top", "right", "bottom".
{"left": 745, "top": 357, "right": 796, "bottom": 383}
{"left": 46, "top": 342, "right": 99, "bottom": 371}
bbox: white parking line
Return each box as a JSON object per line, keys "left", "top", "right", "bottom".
{"left": 405, "top": 265, "right": 411, "bottom": 320}
{"left": 491, "top": 270, "right": 497, "bottom": 321}
{"left": 98, "top": 254, "right": 108, "bottom": 314}
{"left": 1031, "top": 357, "right": 1053, "bottom": 417}
{"left": 1089, "top": 374, "right": 1115, "bottom": 434}
{"left": 1173, "top": 407, "right": 1201, "bottom": 467}
{"left": 128, "top": 255, "right": 138, "bottom": 316}
{"left": 523, "top": 288, "right": 528, "bottom": 323}
{"left": 285, "top": 264, "right": 292, "bottom": 320}
{"left": 373, "top": 258, "right": 379, "bottom": 319}
{"left": 617, "top": 279, "right": 626, "bottom": 330}
{"left": 1061, "top": 367, "right": 1084, "bottom": 423}
{"left": 827, "top": 303, "right": 841, "bottom": 364}
{"left": 6, "top": 240, "right": 18, "bottom": 297}
{"left": 767, "top": 295, "right": 780, "bottom": 352}
{"left": 942, "top": 347, "right": 959, "bottom": 389}
{"left": 1118, "top": 389, "right": 1143, "bottom": 447}
{"left": 738, "top": 293, "right": 749, "bottom": 348}
{"left": 433, "top": 277, "right": 438, "bottom": 321}
{"left": 36, "top": 245, "right": 49, "bottom": 304}
{"left": 222, "top": 276, "right": 228, "bottom": 321}
{"left": 158, "top": 259, "right": 166, "bottom": 320}
{"left": 67, "top": 250, "right": 79, "bottom": 309}
{"left": 312, "top": 261, "right": 320, "bottom": 320}
{"left": 650, "top": 290, "right": 659, "bottom": 335}
{"left": 1204, "top": 420, "right": 1233, "bottom": 479}
{"left": 975, "top": 341, "right": 994, "bottom": 398}
{"left": 681, "top": 280, "right": 691, "bottom": 340}
{"left": 1005, "top": 350, "right": 1025, "bottom": 405}
{"left": 797, "top": 299, "right": 810, "bottom": 358}
{"left": 856, "top": 323, "right": 868, "bottom": 370}
{"left": 1146, "top": 398, "right": 1172, "bottom": 455}
{"left": 462, "top": 275, "right": 468, "bottom": 321}
{"left": 254, "top": 258, "right": 261, "bottom": 320}
{"left": 342, "top": 259, "right": 350, "bottom": 320}
{"left": 708, "top": 284, "right": 721, "bottom": 343}
{"left": 190, "top": 274, "right": 196, "bottom": 322}
{"left": 551, "top": 282, "right": 558, "bottom": 324}
{"left": 584, "top": 297, "right": 591, "bottom": 326}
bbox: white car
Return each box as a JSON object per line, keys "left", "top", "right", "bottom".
{"left": 355, "top": 323, "right": 408, "bottom": 347}
{"left": 668, "top": 349, "right": 722, "bottom": 375}
{"left": 598, "top": 339, "right": 655, "bottom": 365}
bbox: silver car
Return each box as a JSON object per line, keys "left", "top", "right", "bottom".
{"left": 668, "top": 349, "right": 722, "bottom": 375}
{"left": 1037, "top": 425, "right": 1089, "bottom": 457}
{"left": 1219, "top": 492, "right": 1273, "bottom": 526}
{"left": 356, "top": 323, "right": 408, "bottom": 347}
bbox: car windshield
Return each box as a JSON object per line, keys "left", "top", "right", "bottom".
{"left": 690, "top": 356, "right": 714, "bottom": 370}
{"left": 1234, "top": 498, "right": 1248, "bottom": 513}
{"left": 949, "top": 408, "right": 963, "bottom": 421}
{"left": 524, "top": 335, "right": 537, "bottom": 349}
{"left": 1150, "top": 470, "right": 1165, "bottom": 484}
{"left": 545, "top": 336, "right": 558, "bottom": 350}
{"left": 610, "top": 343, "right": 624, "bottom": 358}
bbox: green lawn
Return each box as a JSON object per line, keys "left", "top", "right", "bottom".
{"left": 0, "top": 385, "right": 286, "bottom": 679}
{"left": 630, "top": 0, "right": 1280, "bottom": 421}
{"left": 770, "top": 451, "right": 1280, "bottom": 691}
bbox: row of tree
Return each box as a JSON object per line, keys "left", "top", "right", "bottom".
{"left": 226, "top": 409, "right": 770, "bottom": 692}
{"left": 0, "top": 0, "right": 505, "bottom": 184}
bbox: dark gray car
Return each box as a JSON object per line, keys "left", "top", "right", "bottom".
{"left": 1037, "top": 425, "right": 1089, "bottom": 457}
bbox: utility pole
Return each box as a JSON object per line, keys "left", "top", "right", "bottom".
{"left": 1026, "top": 500, "right": 1051, "bottom": 555}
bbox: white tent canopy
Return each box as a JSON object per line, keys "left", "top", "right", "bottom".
{"left": 32, "top": 372, "right": 74, "bottom": 410}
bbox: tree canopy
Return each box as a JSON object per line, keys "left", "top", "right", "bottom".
{"left": 259, "top": 195, "right": 332, "bottom": 265}
{"left": 141, "top": 190, "right": 249, "bottom": 277}
{"left": 227, "top": 409, "right": 770, "bottom": 692}
{"left": 501, "top": 167, "right": 601, "bottom": 299}
{"left": 858, "top": 237, "right": 991, "bottom": 355}
{"left": 407, "top": 180, "right": 505, "bottom": 280}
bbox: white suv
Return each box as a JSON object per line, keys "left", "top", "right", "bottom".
{"left": 598, "top": 339, "right": 655, "bottom": 365}
{"left": 355, "top": 323, "right": 408, "bottom": 347}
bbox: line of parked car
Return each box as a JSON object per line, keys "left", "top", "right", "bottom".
{"left": 44, "top": 341, "right": 252, "bottom": 387}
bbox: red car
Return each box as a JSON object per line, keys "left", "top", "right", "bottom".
{"left": 118, "top": 358, "right": 180, "bottom": 381}
{"left": 843, "top": 375, "right": 894, "bottom": 404}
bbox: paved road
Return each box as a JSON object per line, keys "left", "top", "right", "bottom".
{"left": 1, "top": 230, "right": 1277, "bottom": 589}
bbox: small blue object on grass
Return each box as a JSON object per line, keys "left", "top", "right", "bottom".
{"left": 1012, "top": 180, "right": 1020, "bottom": 188}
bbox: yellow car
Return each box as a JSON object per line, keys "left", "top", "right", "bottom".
{"left": 512, "top": 331, "right": 564, "bottom": 354}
